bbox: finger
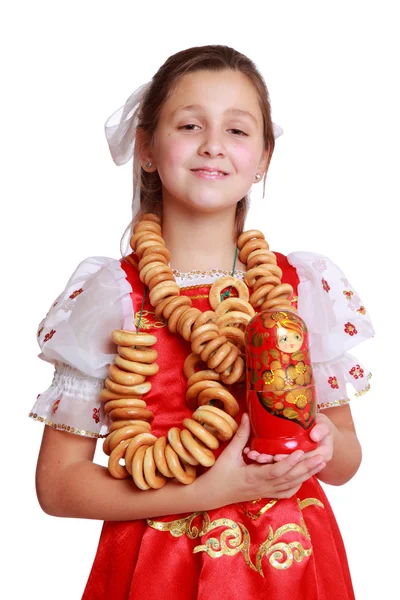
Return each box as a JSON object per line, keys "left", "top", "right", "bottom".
{"left": 273, "top": 453, "right": 290, "bottom": 462}
{"left": 255, "top": 454, "right": 274, "bottom": 464}
{"left": 262, "top": 449, "right": 305, "bottom": 479}
{"left": 274, "top": 461, "right": 326, "bottom": 492}
{"left": 224, "top": 413, "right": 250, "bottom": 456}
{"left": 243, "top": 447, "right": 250, "bottom": 454}
{"left": 310, "top": 423, "right": 330, "bottom": 443}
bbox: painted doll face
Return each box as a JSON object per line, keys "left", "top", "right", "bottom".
{"left": 277, "top": 328, "right": 303, "bottom": 353}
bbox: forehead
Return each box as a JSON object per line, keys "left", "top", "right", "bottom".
{"left": 160, "top": 69, "right": 263, "bottom": 122}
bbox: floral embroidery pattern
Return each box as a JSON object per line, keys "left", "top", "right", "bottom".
{"left": 322, "top": 278, "right": 330, "bottom": 293}
{"left": 349, "top": 365, "right": 364, "bottom": 379}
{"left": 312, "top": 259, "right": 327, "bottom": 273}
{"left": 52, "top": 399, "right": 61, "bottom": 414}
{"left": 356, "top": 306, "right": 366, "bottom": 315}
{"left": 92, "top": 408, "right": 100, "bottom": 424}
{"left": 343, "top": 290, "right": 354, "bottom": 301}
{"left": 37, "top": 326, "right": 44, "bottom": 338}
{"left": 43, "top": 329, "right": 56, "bottom": 343}
{"left": 69, "top": 288, "right": 84, "bottom": 299}
{"left": 328, "top": 376, "right": 339, "bottom": 389}
{"left": 344, "top": 322, "right": 358, "bottom": 336}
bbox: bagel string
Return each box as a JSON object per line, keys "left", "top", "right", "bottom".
{"left": 100, "top": 213, "right": 296, "bottom": 488}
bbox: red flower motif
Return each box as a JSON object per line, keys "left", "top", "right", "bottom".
{"left": 43, "top": 329, "right": 56, "bottom": 342}
{"left": 349, "top": 365, "right": 364, "bottom": 379}
{"left": 322, "top": 278, "right": 330, "bottom": 293}
{"left": 344, "top": 322, "right": 358, "bottom": 336}
{"left": 92, "top": 408, "right": 100, "bottom": 424}
{"left": 343, "top": 290, "right": 354, "bottom": 301}
{"left": 356, "top": 306, "right": 366, "bottom": 315}
{"left": 36, "top": 393, "right": 41, "bottom": 400}
{"left": 37, "top": 326, "right": 44, "bottom": 338}
{"left": 69, "top": 288, "right": 84, "bottom": 300}
{"left": 328, "top": 376, "right": 339, "bottom": 389}
{"left": 52, "top": 399, "right": 61, "bottom": 414}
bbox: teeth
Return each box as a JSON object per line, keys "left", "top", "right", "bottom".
{"left": 196, "top": 170, "right": 225, "bottom": 175}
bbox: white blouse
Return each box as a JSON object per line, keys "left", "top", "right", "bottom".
{"left": 29, "top": 253, "right": 375, "bottom": 438}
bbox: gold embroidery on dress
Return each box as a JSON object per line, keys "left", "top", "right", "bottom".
{"left": 147, "top": 497, "right": 324, "bottom": 576}
{"left": 242, "top": 499, "right": 278, "bottom": 520}
{"left": 134, "top": 309, "right": 166, "bottom": 330}
{"left": 147, "top": 512, "right": 211, "bottom": 539}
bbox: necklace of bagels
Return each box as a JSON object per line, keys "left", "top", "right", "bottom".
{"left": 100, "top": 213, "right": 296, "bottom": 489}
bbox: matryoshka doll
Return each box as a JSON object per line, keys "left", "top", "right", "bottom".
{"left": 245, "top": 310, "right": 317, "bottom": 455}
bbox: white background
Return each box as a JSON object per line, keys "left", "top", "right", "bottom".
{"left": 2, "top": 1, "right": 398, "bottom": 598}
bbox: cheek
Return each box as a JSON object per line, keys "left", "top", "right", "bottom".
{"left": 155, "top": 135, "right": 194, "bottom": 168}
{"left": 230, "top": 144, "right": 260, "bottom": 172}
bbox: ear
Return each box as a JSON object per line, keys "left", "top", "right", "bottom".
{"left": 257, "top": 146, "right": 271, "bottom": 176}
{"left": 136, "top": 127, "right": 157, "bottom": 172}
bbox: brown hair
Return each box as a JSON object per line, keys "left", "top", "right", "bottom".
{"left": 133, "top": 45, "right": 276, "bottom": 238}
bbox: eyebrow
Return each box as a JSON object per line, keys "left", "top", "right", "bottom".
{"left": 172, "top": 105, "right": 258, "bottom": 125}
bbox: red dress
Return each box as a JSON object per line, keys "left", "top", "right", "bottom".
{"left": 82, "top": 254, "right": 355, "bottom": 600}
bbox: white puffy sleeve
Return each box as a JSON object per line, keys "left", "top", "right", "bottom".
{"left": 29, "top": 256, "right": 135, "bottom": 438}
{"left": 287, "top": 252, "right": 375, "bottom": 410}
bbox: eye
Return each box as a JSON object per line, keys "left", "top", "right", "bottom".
{"left": 228, "top": 128, "right": 248, "bottom": 136}
{"left": 179, "top": 124, "right": 200, "bottom": 131}
{"left": 294, "top": 335, "right": 301, "bottom": 341}
{"left": 279, "top": 336, "right": 288, "bottom": 343}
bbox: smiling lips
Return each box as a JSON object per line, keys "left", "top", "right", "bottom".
{"left": 191, "top": 167, "right": 228, "bottom": 179}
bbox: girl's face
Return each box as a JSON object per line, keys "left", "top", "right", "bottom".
{"left": 147, "top": 69, "right": 269, "bottom": 215}
{"left": 277, "top": 328, "right": 303, "bottom": 353}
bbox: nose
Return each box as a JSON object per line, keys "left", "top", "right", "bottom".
{"left": 197, "top": 126, "right": 225, "bottom": 158}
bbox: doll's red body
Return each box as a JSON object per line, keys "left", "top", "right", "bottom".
{"left": 245, "top": 310, "right": 318, "bottom": 454}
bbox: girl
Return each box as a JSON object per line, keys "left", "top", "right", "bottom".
{"left": 31, "top": 45, "right": 374, "bottom": 599}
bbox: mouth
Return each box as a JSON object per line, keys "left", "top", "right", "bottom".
{"left": 191, "top": 168, "right": 229, "bottom": 179}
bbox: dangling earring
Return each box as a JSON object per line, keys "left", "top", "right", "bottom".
{"left": 255, "top": 173, "right": 262, "bottom": 181}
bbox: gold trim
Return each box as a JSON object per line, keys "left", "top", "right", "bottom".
{"left": 147, "top": 497, "right": 324, "bottom": 576}
{"left": 28, "top": 412, "right": 106, "bottom": 438}
{"left": 318, "top": 372, "right": 372, "bottom": 409}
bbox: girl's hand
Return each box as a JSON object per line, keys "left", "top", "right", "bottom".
{"left": 194, "top": 414, "right": 326, "bottom": 507}
{"left": 273, "top": 412, "right": 334, "bottom": 464}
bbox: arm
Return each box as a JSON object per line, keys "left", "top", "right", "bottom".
{"left": 310, "top": 404, "right": 362, "bottom": 486}
{"left": 36, "top": 415, "right": 326, "bottom": 521}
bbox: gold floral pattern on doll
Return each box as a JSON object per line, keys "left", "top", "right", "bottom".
{"left": 259, "top": 387, "right": 315, "bottom": 428}
{"left": 262, "top": 358, "right": 312, "bottom": 392}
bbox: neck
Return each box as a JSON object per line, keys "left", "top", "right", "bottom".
{"left": 161, "top": 203, "right": 246, "bottom": 273}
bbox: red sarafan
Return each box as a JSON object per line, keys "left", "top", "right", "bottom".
{"left": 245, "top": 309, "right": 318, "bottom": 454}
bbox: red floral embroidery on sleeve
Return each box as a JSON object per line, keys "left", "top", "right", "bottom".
{"left": 343, "top": 290, "right": 354, "bottom": 301}
{"left": 356, "top": 306, "right": 366, "bottom": 315}
{"left": 349, "top": 365, "right": 364, "bottom": 379}
{"left": 69, "top": 288, "right": 84, "bottom": 299}
{"left": 344, "top": 322, "right": 358, "bottom": 336}
{"left": 328, "top": 376, "right": 339, "bottom": 389}
{"left": 322, "top": 278, "right": 330, "bottom": 292}
{"left": 43, "top": 329, "right": 56, "bottom": 342}
{"left": 37, "top": 326, "right": 44, "bottom": 338}
{"left": 52, "top": 399, "right": 61, "bottom": 414}
{"left": 92, "top": 408, "right": 100, "bottom": 424}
